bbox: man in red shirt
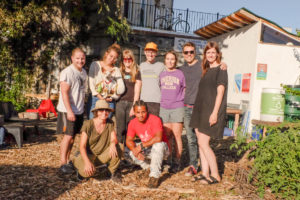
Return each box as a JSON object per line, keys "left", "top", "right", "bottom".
{"left": 126, "top": 100, "right": 169, "bottom": 188}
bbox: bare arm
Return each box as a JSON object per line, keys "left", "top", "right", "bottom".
{"left": 60, "top": 81, "right": 75, "bottom": 121}
{"left": 209, "top": 85, "right": 225, "bottom": 126}
{"left": 109, "top": 129, "right": 118, "bottom": 158}
{"left": 80, "top": 131, "right": 95, "bottom": 176}
{"left": 130, "top": 80, "right": 142, "bottom": 116}
{"left": 126, "top": 135, "right": 140, "bottom": 156}
{"left": 89, "top": 62, "right": 99, "bottom": 96}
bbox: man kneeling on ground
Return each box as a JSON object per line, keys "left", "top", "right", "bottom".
{"left": 73, "top": 100, "right": 122, "bottom": 182}
{"left": 126, "top": 100, "right": 169, "bottom": 188}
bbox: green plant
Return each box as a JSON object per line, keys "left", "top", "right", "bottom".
{"left": 231, "top": 124, "right": 300, "bottom": 199}
{"left": 281, "top": 84, "right": 300, "bottom": 96}
{"left": 0, "top": 0, "right": 130, "bottom": 112}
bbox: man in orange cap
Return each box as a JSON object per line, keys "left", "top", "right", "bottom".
{"left": 139, "top": 42, "right": 164, "bottom": 116}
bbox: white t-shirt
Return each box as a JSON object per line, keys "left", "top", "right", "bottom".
{"left": 140, "top": 61, "right": 164, "bottom": 103}
{"left": 57, "top": 64, "right": 87, "bottom": 114}
{"left": 88, "top": 61, "right": 125, "bottom": 100}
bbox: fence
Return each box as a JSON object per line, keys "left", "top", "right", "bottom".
{"left": 123, "top": 1, "right": 225, "bottom": 34}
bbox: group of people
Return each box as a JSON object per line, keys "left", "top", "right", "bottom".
{"left": 56, "top": 40, "right": 228, "bottom": 188}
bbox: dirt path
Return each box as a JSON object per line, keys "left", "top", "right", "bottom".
{"left": 0, "top": 119, "right": 265, "bottom": 199}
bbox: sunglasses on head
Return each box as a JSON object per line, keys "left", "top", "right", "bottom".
{"left": 123, "top": 57, "right": 133, "bottom": 62}
{"left": 183, "top": 50, "right": 195, "bottom": 55}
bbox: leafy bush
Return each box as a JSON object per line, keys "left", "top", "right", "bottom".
{"left": 231, "top": 125, "right": 300, "bottom": 199}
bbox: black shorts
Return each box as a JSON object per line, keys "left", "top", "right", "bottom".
{"left": 145, "top": 102, "right": 160, "bottom": 117}
{"left": 56, "top": 112, "right": 84, "bottom": 136}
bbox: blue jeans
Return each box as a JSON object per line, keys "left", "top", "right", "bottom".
{"left": 0, "top": 127, "right": 5, "bottom": 145}
{"left": 184, "top": 106, "right": 198, "bottom": 169}
{"left": 87, "top": 94, "right": 115, "bottom": 119}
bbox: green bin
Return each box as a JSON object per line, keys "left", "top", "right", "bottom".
{"left": 284, "top": 85, "right": 300, "bottom": 122}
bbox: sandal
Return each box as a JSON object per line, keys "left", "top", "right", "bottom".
{"left": 192, "top": 174, "right": 206, "bottom": 182}
{"left": 208, "top": 176, "right": 220, "bottom": 184}
{"left": 199, "top": 176, "right": 220, "bottom": 185}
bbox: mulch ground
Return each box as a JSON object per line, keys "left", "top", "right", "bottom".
{"left": 0, "top": 118, "right": 274, "bottom": 200}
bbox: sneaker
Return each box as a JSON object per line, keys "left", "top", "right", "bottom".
{"left": 59, "top": 163, "right": 74, "bottom": 174}
{"left": 111, "top": 172, "right": 122, "bottom": 183}
{"left": 148, "top": 177, "right": 159, "bottom": 188}
{"left": 0, "top": 144, "right": 9, "bottom": 150}
{"left": 67, "top": 161, "right": 74, "bottom": 169}
{"left": 140, "top": 163, "right": 150, "bottom": 170}
{"left": 168, "top": 163, "right": 181, "bottom": 174}
{"left": 184, "top": 166, "right": 197, "bottom": 177}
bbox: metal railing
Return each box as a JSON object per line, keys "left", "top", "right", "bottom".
{"left": 123, "top": 1, "right": 225, "bottom": 34}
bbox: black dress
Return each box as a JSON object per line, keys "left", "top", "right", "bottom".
{"left": 190, "top": 66, "right": 228, "bottom": 139}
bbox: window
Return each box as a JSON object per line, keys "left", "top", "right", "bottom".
{"left": 261, "top": 24, "right": 300, "bottom": 46}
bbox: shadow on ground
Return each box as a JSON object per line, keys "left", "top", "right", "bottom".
{"left": 0, "top": 165, "right": 80, "bottom": 199}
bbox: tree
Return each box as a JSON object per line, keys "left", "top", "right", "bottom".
{"left": 0, "top": 0, "right": 130, "bottom": 111}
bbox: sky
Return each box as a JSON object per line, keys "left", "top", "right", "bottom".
{"left": 173, "top": 0, "right": 300, "bottom": 34}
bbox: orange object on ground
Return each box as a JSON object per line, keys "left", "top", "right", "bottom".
{"left": 26, "top": 99, "right": 57, "bottom": 118}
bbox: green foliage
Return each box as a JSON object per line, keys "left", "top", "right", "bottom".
{"left": 0, "top": 0, "right": 130, "bottom": 111}
{"left": 106, "top": 17, "right": 131, "bottom": 42}
{"left": 231, "top": 125, "right": 300, "bottom": 199}
{"left": 281, "top": 84, "right": 300, "bottom": 96}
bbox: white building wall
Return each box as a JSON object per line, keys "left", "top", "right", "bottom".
{"left": 208, "top": 22, "right": 262, "bottom": 107}
{"left": 250, "top": 43, "right": 300, "bottom": 121}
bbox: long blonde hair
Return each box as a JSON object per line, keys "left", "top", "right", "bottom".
{"left": 120, "top": 49, "right": 139, "bottom": 82}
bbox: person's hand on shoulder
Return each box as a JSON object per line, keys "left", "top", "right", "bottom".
{"left": 220, "top": 62, "right": 227, "bottom": 70}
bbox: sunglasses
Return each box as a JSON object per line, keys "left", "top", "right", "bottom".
{"left": 123, "top": 58, "right": 133, "bottom": 62}
{"left": 183, "top": 50, "right": 195, "bottom": 55}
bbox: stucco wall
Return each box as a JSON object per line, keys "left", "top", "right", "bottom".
{"left": 250, "top": 43, "right": 300, "bottom": 121}
{"left": 208, "top": 22, "right": 262, "bottom": 108}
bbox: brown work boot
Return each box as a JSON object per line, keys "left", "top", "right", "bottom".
{"left": 148, "top": 177, "right": 159, "bottom": 188}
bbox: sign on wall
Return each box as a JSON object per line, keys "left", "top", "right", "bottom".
{"left": 257, "top": 63, "right": 267, "bottom": 80}
{"left": 242, "top": 73, "right": 251, "bottom": 93}
{"left": 234, "top": 73, "right": 252, "bottom": 93}
{"left": 234, "top": 74, "right": 242, "bottom": 93}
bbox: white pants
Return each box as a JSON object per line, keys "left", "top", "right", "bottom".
{"left": 129, "top": 142, "right": 169, "bottom": 178}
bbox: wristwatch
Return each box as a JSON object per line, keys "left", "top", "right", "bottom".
{"left": 140, "top": 143, "right": 146, "bottom": 152}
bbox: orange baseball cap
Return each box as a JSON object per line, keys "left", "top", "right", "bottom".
{"left": 144, "top": 42, "right": 158, "bottom": 51}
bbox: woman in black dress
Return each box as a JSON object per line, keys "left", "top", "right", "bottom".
{"left": 190, "top": 41, "right": 227, "bottom": 184}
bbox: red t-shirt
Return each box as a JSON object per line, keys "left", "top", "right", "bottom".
{"left": 127, "top": 114, "right": 168, "bottom": 143}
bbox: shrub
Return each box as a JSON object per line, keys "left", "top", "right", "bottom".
{"left": 231, "top": 125, "right": 300, "bottom": 199}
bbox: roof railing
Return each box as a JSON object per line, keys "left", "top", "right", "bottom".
{"left": 123, "top": 1, "right": 225, "bottom": 34}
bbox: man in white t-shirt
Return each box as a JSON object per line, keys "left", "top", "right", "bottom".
{"left": 140, "top": 42, "right": 164, "bottom": 116}
{"left": 56, "top": 48, "right": 87, "bottom": 174}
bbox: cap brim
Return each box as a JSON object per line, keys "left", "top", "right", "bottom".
{"left": 144, "top": 48, "right": 158, "bottom": 51}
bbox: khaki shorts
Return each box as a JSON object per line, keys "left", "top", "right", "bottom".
{"left": 159, "top": 107, "right": 184, "bottom": 123}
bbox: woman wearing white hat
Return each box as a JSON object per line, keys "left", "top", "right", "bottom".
{"left": 73, "top": 100, "right": 122, "bottom": 182}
